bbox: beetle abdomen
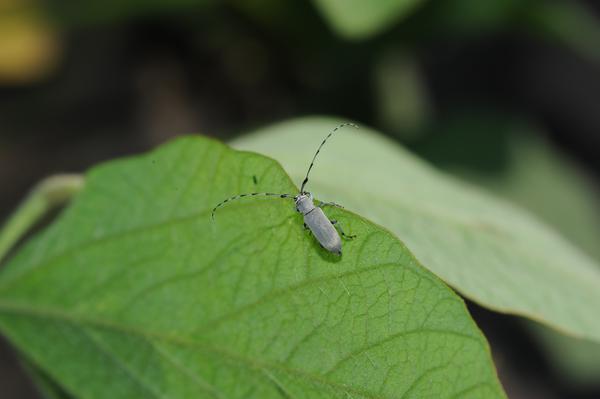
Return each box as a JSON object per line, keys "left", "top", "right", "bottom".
{"left": 304, "top": 207, "right": 342, "bottom": 255}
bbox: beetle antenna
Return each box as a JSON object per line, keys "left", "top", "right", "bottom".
{"left": 300, "top": 123, "right": 358, "bottom": 193}
{"left": 211, "top": 192, "right": 294, "bottom": 220}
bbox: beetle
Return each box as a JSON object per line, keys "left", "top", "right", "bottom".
{"left": 211, "top": 123, "right": 358, "bottom": 255}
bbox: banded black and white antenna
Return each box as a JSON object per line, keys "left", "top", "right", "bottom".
{"left": 299, "top": 122, "right": 358, "bottom": 194}
{"left": 211, "top": 192, "right": 294, "bottom": 220}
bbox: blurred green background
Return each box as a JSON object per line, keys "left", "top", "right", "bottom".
{"left": 1, "top": 0, "right": 599, "bottom": 398}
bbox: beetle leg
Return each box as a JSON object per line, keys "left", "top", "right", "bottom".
{"left": 303, "top": 222, "right": 309, "bottom": 230}
{"left": 330, "top": 219, "right": 356, "bottom": 240}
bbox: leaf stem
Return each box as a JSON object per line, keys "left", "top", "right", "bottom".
{"left": 0, "top": 174, "right": 84, "bottom": 264}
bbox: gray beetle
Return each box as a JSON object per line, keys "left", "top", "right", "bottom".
{"left": 211, "top": 123, "right": 357, "bottom": 255}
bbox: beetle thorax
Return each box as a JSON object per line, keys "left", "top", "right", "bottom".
{"left": 295, "top": 193, "right": 315, "bottom": 214}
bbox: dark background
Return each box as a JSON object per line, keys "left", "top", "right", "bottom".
{"left": 1, "top": 0, "right": 600, "bottom": 397}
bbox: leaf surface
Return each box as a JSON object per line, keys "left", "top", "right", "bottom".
{"left": 232, "top": 117, "right": 600, "bottom": 342}
{"left": 0, "top": 136, "right": 505, "bottom": 398}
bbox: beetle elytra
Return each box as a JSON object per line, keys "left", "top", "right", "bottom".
{"left": 211, "top": 123, "right": 358, "bottom": 255}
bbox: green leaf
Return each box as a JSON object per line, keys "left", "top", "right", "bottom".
{"left": 311, "top": 0, "right": 425, "bottom": 39}
{"left": 412, "top": 110, "right": 600, "bottom": 385}
{"left": 423, "top": 121, "right": 600, "bottom": 387}
{"left": 523, "top": 0, "right": 600, "bottom": 63}
{"left": 440, "top": 125, "right": 600, "bottom": 272}
{"left": 232, "top": 117, "right": 600, "bottom": 342}
{"left": 491, "top": 133, "right": 600, "bottom": 385}
{"left": 0, "top": 136, "right": 505, "bottom": 398}
{"left": 21, "top": 358, "right": 74, "bottom": 399}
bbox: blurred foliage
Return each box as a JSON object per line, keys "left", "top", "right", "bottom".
{"left": 309, "top": 0, "right": 600, "bottom": 65}
{"left": 43, "top": 0, "right": 215, "bottom": 26}
{"left": 529, "top": 323, "right": 600, "bottom": 388}
{"left": 411, "top": 110, "right": 515, "bottom": 173}
{"left": 524, "top": 1, "right": 600, "bottom": 62}
{"left": 311, "top": 0, "right": 425, "bottom": 39}
{"left": 373, "top": 48, "right": 431, "bottom": 139}
{"left": 0, "top": 0, "right": 61, "bottom": 84}
{"left": 408, "top": 0, "right": 522, "bottom": 38}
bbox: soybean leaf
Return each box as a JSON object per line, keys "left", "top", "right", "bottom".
{"left": 491, "top": 134, "right": 600, "bottom": 385}
{"left": 232, "top": 117, "right": 600, "bottom": 342}
{"left": 21, "top": 358, "right": 74, "bottom": 399}
{"left": 311, "top": 0, "right": 425, "bottom": 39}
{"left": 0, "top": 136, "right": 505, "bottom": 398}
{"left": 451, "top": 131, "right": 600, "bottom": 267}
{"left": 424, "top": 124, "right": 600, "bottom": 387}
{"left": 412, "top": 112, "right": 600, "bottom": 263}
